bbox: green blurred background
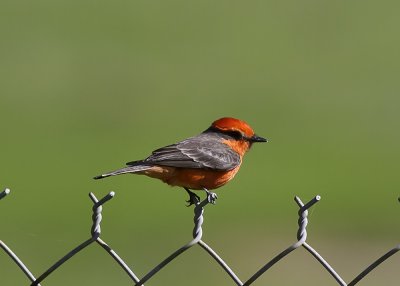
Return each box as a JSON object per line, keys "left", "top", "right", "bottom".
{"left": 1, "top": 1, "right": 399, "bottom": 285}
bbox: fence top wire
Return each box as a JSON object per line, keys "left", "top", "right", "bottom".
{"left": 1, "top": 186, "right": 400, "bottom": 286}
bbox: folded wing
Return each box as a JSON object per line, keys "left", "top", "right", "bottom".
{"left": 127, "top": 133, "right": 240, "bottom": 171}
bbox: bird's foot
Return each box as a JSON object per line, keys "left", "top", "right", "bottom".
{"left": 205, "top": 189, "right": 218, "bottom": 205}
{"left": 185, "top": 188, "right": 201, "bottom": 207}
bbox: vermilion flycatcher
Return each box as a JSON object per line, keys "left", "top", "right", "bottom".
{"left": 94, "top": 117, "right": 267, "bottom": 205}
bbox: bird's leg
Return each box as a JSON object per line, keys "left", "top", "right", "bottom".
{"left": 184, "top": 188, "right": 200, "bottom": 206}
{"left": 204, "top": 188, "right": 218, "bottom": 205}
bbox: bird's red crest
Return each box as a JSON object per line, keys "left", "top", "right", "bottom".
{"left": 211, "top": 117, "right": 255, "bottom": 138}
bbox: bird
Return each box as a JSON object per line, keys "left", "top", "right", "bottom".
{"left": 94, "top": 117, "right": 267, "bottom": 205}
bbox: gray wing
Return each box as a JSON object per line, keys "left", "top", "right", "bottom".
{"left": 127, "top": 133, "right": 240, "bottom": 171}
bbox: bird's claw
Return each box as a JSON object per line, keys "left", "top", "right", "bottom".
{"left": 206, "top": 190, "right": 218, "bottom": 205}
{"left": 184, "top": 188, "right": 217, "bottom": 206}
{"left": 186, "top": 190, "right": 201, "bottom": 207}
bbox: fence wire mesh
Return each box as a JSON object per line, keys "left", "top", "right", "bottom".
{"left": 1, "top": 187, "right": 399, "bottom": 285}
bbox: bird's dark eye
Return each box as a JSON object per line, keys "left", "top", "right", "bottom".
{"left": 224, "top": 130, "right": 244, "bottom": 140}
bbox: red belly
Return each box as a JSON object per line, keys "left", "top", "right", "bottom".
{"left": 140, "top": 165, "right": 241, "bottom": 190}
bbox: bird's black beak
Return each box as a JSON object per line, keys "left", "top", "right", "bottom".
{"left": 250, "top": 134, "right": 268, "bottom": 143}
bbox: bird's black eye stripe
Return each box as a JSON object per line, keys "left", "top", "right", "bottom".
{"left": 223, "top": 130, "right": 244, "bottom": 140}
{"left": 205, "top": 127, "right": 247, "bottom": 141}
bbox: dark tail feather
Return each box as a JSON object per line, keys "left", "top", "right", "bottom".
{"left": 93, "top": 165, "right": 152, "bottom": 180}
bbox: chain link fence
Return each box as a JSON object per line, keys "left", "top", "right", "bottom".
{"left": 1, "top": 187, "right": 399, "bottom": 285}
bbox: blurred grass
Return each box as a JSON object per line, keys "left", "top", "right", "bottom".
{"left": 1, "top": 0, "right": 400, "bottom": 285}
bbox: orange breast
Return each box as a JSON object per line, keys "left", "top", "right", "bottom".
{"left": 139, "top": 165, "right": 241, "bottom": 190}
{"left": 222, "top": 139, "right": 251, "bottom": 157}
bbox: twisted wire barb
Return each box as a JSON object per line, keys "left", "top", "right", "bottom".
{"left": 243, "top": 195, "right": 321, "bottom": 285}
{"left": 294, "top": 196, "right": 347, "bottom": 286}
{"left": 296, "top": 197, "right": 346, "bottom": 285}
{"left": 137, "top": 192, "right": 244, "bottom": 286}
{"left": 135, "top": 196, "right": 210, "bottom": 286}
{"left": 89, "top": 192, "right": 141, "bottom": 283}
{"left": 31, "top": 192, "right": 116, "bottom": 286}
{"left": 0, "top": 188, "right": 10, "bottom": 200}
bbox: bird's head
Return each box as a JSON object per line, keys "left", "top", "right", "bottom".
{"left": 207, "top": 117, "right": 267, "bottom": 155}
